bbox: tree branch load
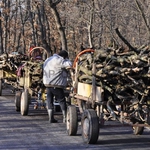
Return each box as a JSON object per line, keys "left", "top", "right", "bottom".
{"left": 75, "top": 46, "right": 150, "bottom": 104}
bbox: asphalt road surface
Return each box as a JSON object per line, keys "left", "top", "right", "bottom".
{"left": 0, "top": 87, "right": 150, "bottom": 150}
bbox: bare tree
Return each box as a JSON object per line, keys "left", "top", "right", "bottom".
{"left": 134, "top": 0, "right": 150, "bottom": 44}
{"left": 0, "top": 3, "right": 4, "bottom": 54}
{"left": 47, "top": 0, "right": 67, "bottom": 51}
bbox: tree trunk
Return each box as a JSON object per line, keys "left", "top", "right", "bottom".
{"left": 0, "top": 7, "right": 4, "bottom": 54}
{"left": 48, "top": 0, "right": 67, "bottom": 51}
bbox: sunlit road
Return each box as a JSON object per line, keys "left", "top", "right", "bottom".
{"left": 0, "top": 87, "right": 150, "bottom": 150}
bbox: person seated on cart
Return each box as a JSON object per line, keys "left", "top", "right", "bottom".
{"left": 17, "top": 47, "right": 42, "bottom": 77}
{"left": 29, "top": 48, "right": 42, "bottom": 60}
{"left": 43, "top": 50, "right": 72, "bottom": 123}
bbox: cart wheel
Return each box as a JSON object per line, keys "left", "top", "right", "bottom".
{"left": 0, "top": 79, "right": 2, "bottom": 96}
{"left": 15, "top": 91, "right": 22, "bottom": 112}
{"left": 20, "top": 89, "right": 29, "bottom": 116}
{"left": 81, "top": 109, "right": 99, "bottom": 144}
{"left": 132, "top": 122, "right": 144, "bottom": 135}
{"left": 66, "top": 105, "right": 78, "bottom": 136}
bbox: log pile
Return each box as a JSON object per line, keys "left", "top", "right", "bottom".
{"left": 77, "top": 46, "right": 150, "bottom": 103}
{"left": 23, "top": 60, "right": 43, "bottom": 83}
{"left": 0, "top": 52, "right": 28, "bottom": 71}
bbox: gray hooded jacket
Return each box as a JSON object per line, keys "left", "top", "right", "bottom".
{"left": 43, "top": 54, "right": 72, "bottom": 88}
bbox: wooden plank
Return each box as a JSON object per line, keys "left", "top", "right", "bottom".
{"left": 77, "top": 82, "right": 91, "bottom": 97}
{"left": 77, "top": 82, "right": 103, "bottom": 102}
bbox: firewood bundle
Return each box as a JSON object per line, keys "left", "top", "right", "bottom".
{"left": 22, "top": 60, "right": 44, "bottom": 86}
{"left": 77, "top": 46, "right": 150, "bottom": 102}
{"left": 0, "top": 53, "right": 28, "bottom": 71}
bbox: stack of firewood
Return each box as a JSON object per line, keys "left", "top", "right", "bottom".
{"left": 77, "top": 46, "right": 150, "bottom": 102}
{"left": 0, "top": 53, "right": 28, "bottom": 71}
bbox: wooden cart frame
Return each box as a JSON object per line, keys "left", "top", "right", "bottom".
{"left": 14, "top": 47, "right": 49, "bottom": 115}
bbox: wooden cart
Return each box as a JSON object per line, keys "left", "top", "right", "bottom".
{"left": 66, "top": 62, "right": 104, "bottom": 144}
{"left": 14, "top": 47, "right": 49, "bottom": 115}
{"left": 66, "top": 49, "right": 150, "bottom": 144}
{"left": 0, "top": 53, "right": 28, "bottom": 96}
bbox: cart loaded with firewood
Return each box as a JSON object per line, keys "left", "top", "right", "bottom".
{"left": 0, "top": 52, "right": 28, "bottom": 96}
{"left": 66, "top": 48, "right": 150, "bottom": 144}
{"left": 14, "top": 47, "right": 49, "bottom": 114}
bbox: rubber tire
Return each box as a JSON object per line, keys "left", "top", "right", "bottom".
{"left": 15, "top": 91, "right": 22, "bottom": 112}
{"left": 21, "top": 89, "right": 29, "bottom": 116}
{"left": 66, "top": 105, "right": 78, "bottom": 136}
{"left": 0, "top": 79, "right": 2, "bottom": 96}
{"left": 133, "top": 122, "right": 144, "bottom": 135}
{"left": 81, "top": 109, "right": 99, "bottom": 144}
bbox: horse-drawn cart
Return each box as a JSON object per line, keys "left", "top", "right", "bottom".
{"left": 66, "top": 49, "right": 150, "bottom": 144}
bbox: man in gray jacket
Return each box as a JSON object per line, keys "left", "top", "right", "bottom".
{"left": 43, "top": 50, "right": 72, "bottom": 123}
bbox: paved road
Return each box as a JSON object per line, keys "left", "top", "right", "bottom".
{"left": 0, "top": 88, "right": 150, "bottom": 150}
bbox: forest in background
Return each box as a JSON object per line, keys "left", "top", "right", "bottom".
{"left": 0, "top": 0, "right": 150, "bottom": 59}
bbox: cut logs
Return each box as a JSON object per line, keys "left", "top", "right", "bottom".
{"left": 76, "top": 46, "right": 150, "bottom": 104}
